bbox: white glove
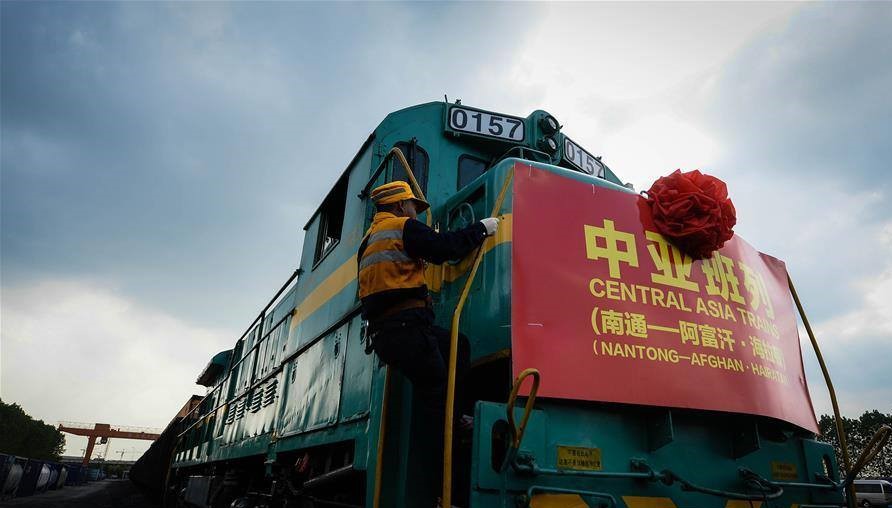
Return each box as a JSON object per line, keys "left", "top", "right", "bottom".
{"left": 480, "top": 217, "right": 500, "bottom": 236}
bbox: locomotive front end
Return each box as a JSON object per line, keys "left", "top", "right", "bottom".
{"left": 442, "top": 153, "right": 845, "bottom": 507}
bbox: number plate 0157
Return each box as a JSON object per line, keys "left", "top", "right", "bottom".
{"left": 556, "top": 445, "right": 602, "bottom": 471}
{"left": 563, "top": 137, "right": 604, "bottom": 177}
{"left": 448, "top": 106, "right": 525, "bottom": 142}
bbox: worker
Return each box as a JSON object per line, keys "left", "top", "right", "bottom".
{"left": 358, "top": 180, "right": 499, "bottom": 506}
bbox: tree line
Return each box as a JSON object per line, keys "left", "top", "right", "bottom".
{"left": 817, "top": 410, "right": 892, "bottom": 478}
{"left": 0, "top": 399, "right": 65, "bottom": 460}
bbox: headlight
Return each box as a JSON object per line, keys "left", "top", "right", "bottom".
{"left": 538, "top": 136, "right": 558, "bottom": 153}
{"left": 539, "top": 115, "right": 559, "bottom": 135}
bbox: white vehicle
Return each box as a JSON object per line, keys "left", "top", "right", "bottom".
{"left": 854, "top": 479, "right": 892, "bottom": 507}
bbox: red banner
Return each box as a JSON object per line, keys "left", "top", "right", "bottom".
{"left": 511, "top": 165, "right": 818, "bottom": 432}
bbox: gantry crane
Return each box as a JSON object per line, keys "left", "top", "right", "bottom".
{"left": 57, "top": 422, "right": 161, "bottom": 466}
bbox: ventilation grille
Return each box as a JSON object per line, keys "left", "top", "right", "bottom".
{"left": 263, "top": 380, "right": 278, "bottom": 407}
{"left": 249, "top": 389, "right": 263, "bottom": 413}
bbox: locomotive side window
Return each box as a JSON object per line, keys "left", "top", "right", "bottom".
{"left": 313, "top": 174, "right": 348, "bottom": 266}
{"left": 457, "top": 155, "right": 487, "bottom": 190}
{"left": 391, "top": 141, "right": 428, "bottom": 196}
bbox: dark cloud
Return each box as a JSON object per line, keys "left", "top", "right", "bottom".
{"left": 1, "top": 2, "right": 537, "bottom": 331}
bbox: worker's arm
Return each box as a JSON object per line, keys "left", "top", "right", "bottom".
{"left": 402, "top": 219, "right": 489, "bottom": 264}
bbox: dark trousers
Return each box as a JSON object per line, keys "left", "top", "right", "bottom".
{"left": 369, "top": 308, "right": 471, "bottom": 505}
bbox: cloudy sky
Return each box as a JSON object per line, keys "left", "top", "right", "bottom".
{"left": 2, "top": 2, "right": 890, "bottom": 459}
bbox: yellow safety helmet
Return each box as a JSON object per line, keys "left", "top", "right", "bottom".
{"left": 370, "top": 181, "right": 430, "bottom": 212}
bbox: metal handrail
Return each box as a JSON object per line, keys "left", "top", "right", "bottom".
{"left": 493, "top": 145, "right": 553, "bottom": 166}
{"left": 845, "top": 424, "right": 891, "bottom": 486}
{"left": 232, "top": 268, "right": 302, "bottom": 362}
{"left": 513, "top": 459, "right": 784, "bottom": 502}
{"left": 788, "top": 274, "right": 855, "bottom": 508}
{"left": 506, "top": 369, "right": 540, "bottom": 449}
{"left": 497, "top": 369, "right": 540, "bottom": 475}
{"left": 360, "top": 146, "right": 431, "bottom": 227}
{"left": 371, "top": 146, "right": 429, "bottom": 508}
{"left": 442, "top": 167, "right": 514, "bottom": 507}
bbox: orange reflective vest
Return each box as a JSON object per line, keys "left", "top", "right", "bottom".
{"left": 358, "top": 212, "right": 425, "bottom": 299}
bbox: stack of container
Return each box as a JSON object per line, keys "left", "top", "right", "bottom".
{"left": 0, "top": 454, "right": 26, "bottom": 500}
{"left": 0, "top": 455, "right": 78, "bottom": 500}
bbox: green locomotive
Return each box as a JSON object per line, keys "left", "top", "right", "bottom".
{"left": 160, "top": 101, "right": 849, "bottom": 508}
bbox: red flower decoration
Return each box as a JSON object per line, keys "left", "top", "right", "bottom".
{"left": 646, "top": 169, "right": 736, "bottom": 259}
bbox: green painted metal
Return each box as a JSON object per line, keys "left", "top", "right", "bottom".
{"left": 278, "top": 324, "right": 347, "bottom": 436}
{"left": 195, "top": 350, "right": 232, "bottom": 387}
{"left": 170, "top": 101, "right": 843, "bottom": 508}
{"left": 472, "top": 400, "right": 843, "bottom": 507}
